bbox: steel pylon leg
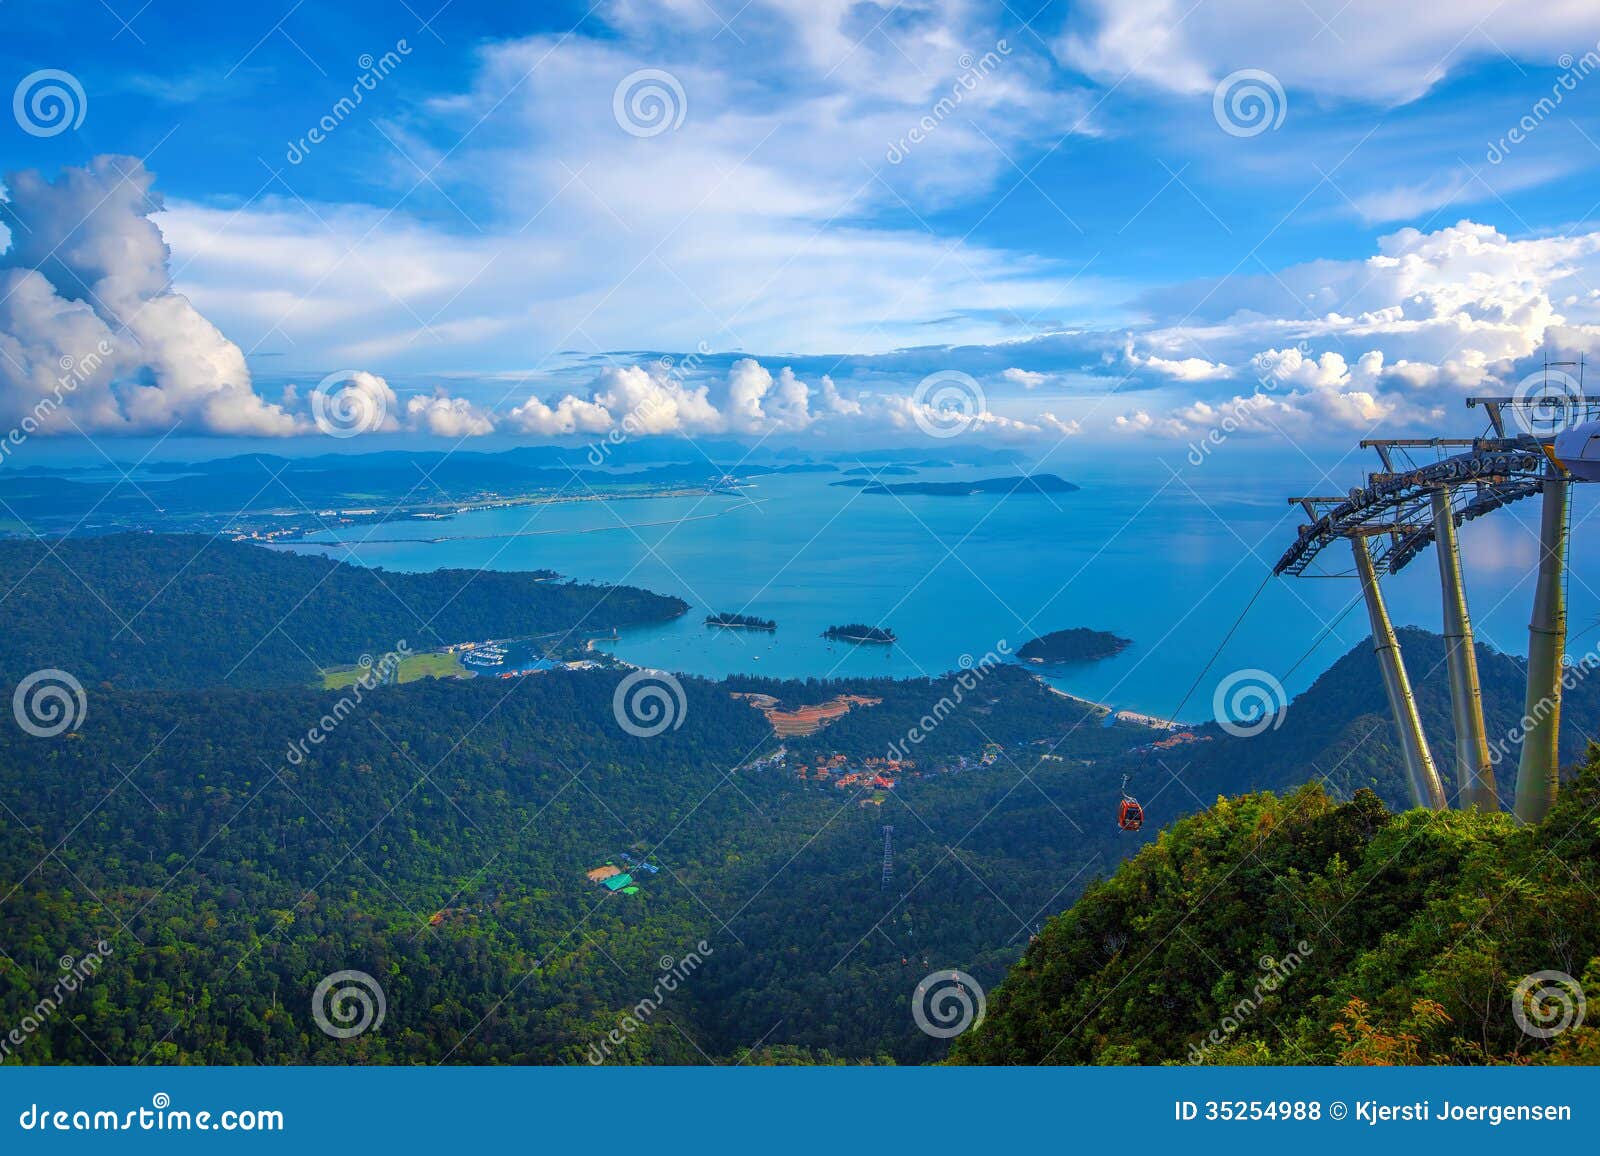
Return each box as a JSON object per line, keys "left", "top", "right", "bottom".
{"left": 1514, "top": 471, "right": 1570, "bottom": 824}
{"left": 1352, "top": 535, "right": 1447, "bottom": 810}
{"left": 1430, "top": 486, "right": 1498, "bottom": 810}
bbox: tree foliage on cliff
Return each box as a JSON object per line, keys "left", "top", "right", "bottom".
{"left": 952, "top": 756, "right": 1600, "bottom": 1065}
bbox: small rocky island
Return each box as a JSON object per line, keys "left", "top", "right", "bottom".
{"left": 823, "top": 623, "right": 896, "bottom": 644}
{"left": 1017, "top": 627, "right": 1130, "bottom": 664}
{"left": 705, "top": 612, "right": 776, "bottom": 630}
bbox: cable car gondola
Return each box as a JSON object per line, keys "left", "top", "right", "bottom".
{"left": 1117, "top": 774, "right": 1144, "bottom": 832}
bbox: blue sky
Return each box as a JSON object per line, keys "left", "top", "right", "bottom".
{"left": 4, "top": 0, "right": 1600, "bottom": 450}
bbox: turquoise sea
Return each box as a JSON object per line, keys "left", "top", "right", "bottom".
{"left": 276, "top": 447, "right": 1600, "bottom": 723}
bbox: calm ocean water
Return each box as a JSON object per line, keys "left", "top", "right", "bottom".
{"left": 276, "top": 447, "right": 1600, "bottom": 723}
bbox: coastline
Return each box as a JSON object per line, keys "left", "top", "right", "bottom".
{"left": 290, "top": 496, "right": 763, "bottom": 547}
{"left": 1038, "top": 678, "right": 1184, "bottom": 731}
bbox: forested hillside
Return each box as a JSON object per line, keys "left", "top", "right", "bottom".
{"left": 0, "top": 535, "right": 686, "bottom": 689}
{"left": 1135, "top": 627, "right": 1600, "bottom": 814}
{"left": 952, "top": 760, "right": 1600, "bottom": 1065}
{"left": 6, "top": 538, "right": 1600, "bottom": 1065}
{"left": 0, "top": 669, "right": 1150, "bottom": 1064}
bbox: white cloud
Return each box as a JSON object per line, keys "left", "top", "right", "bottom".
{"left": 321, "top": 370, "right": 402, "bottom": 435}
{"left": 509, "top": 364, "right": 724, "bottom": 438}
{"left": 818, "top": 373, "right": 861, "bottom": 415}
{"left": 17, "top": 152, "right": 1600, "bottom": 451}
{"left": 1114, "top": 409, "right": 1188, "bottom": 437}
{"left": 153, "top": 5, "right": 1110, "bottom": 373}
{"left": 1002, "top": 367, "right": 1049, "bottom": 389}
{"left": 0, "top": 157, "right": 300, "bottom": 435}
{"left": 406, "top": 390, "right": 496, "bottom": 437}
{"left": 1110, "top": 219, "right": 1600, "bottom": 438}
{"left": 1035, "top": 412, "right": 1083, "bottom": 437}
{"left": 494, "top": 354, "right": 1092, "bottom": 444}
{"left": 506, "top": 390, "right": 614, "bottom": 436}
{"left": 1058, "top": 0, "right": 1600, "bottom": 106}
{"left": 726, "top": 359, "right": 814, "bottom": 432}
{"left": 1124, "top": 344, "right": 1232, "bottom": 382}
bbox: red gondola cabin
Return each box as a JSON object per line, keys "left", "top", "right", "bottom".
{"left": 1117, "top": 797, "right": 1144, "bottom": 831}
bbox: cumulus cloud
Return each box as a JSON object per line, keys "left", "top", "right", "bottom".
{"left": 314, "top": 370, "right": 401, "bottom": 434}
{"left": 405, "top": 390, "right": 495, "bottom": 437}
{"left": 506, "top": 390, "right": 613, "bottom": 436}
{"left": 17, "top": 158, "right": 1600, "bottom": 452}
{"left": 1002, "top": 368, "right": 1049, "bottom": 389}
{"left": 1110, "top": 220, "right": 1600, "bottom": 438}
{"left": 0, "top": 156, "right": 300, "bottom": 436}
{"left": 1114, "top": 410, "right": 1189, "bottom": 437}
{"left": 494, "top": 356, "right": 1091, "bottom": 444}
{"left": 817, "top": 374, "right": 861, "bottom": 416}
{"left": 725, "top": 359, "right": 814, "bottom": 432}
{"left": 509, "top": 364, "right": 721, "bottom": 437}
{"left": 1036, "top": 412, "right": 1083, "bottom": 437}
{"left": 509, "top": 360, "right": 858, "bottom": 439}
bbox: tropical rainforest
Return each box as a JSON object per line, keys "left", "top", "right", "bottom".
{"left": 1, "top": 535, "right": 1596, "bottom": 1065}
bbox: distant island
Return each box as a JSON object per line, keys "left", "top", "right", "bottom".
{"left": 830, "top": 473, "right": 1078, "bottom": 496}
{"left": 843, "top": 465, "right": 917, "bottom": 476}
{"left": 706, "top": 612, "right": 777, "bottom": 630}
{"left": 745, "top": 463, "right": 838, "bottom": 475}
{"left": 1018, "top": 627, "right": 1131, "bottom": 664}
{"left": 823, "top": 623, "right": 896, "bottom": 644}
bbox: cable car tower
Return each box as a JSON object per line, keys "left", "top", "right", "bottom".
{"left": 1276, "top": 364, "right": 1591, "bottom": 822}
{"left": 881, "top": 825, "right": 894, "bottom": 889}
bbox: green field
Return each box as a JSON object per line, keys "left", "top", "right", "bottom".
{"left": 320, "top": 650, "right": 468, "bottom": 688}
